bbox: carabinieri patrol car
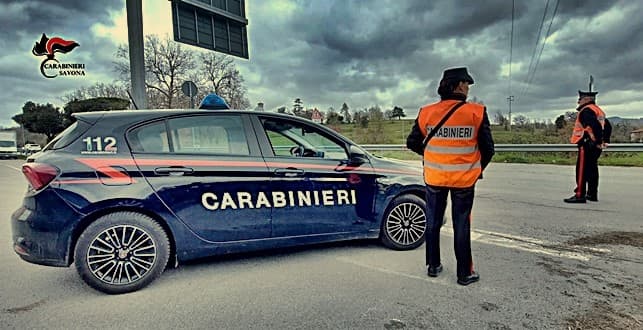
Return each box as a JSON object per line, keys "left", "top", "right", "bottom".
{"left": 12, "top": 104, "right": 427, "bottom": 294}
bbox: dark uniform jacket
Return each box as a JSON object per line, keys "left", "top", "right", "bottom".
{"left": 577, "top": 101, "right": 612, "bottom": 146}
{"left": 406, "top": 93, "right": 495, "bottom": 171}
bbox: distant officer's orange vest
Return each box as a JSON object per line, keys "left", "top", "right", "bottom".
{"left": 570, "top": 104, "right": 606, "bottom": 143}
{"left": 417, "top": 100, "right": 484, "bottom": 188}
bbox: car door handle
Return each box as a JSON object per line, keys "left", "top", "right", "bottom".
{"left": 274, "top": 168, "right": 305, "bottom": 177}
{"left": 154, "top": 166, "right": 194, "bottom": 176}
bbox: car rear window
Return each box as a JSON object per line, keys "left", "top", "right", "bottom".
{"left": 43, "top": 119, "right": 94, "bottom": 151}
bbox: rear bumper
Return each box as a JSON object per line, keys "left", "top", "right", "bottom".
{"left": 11, "top": 190, "right": 83, "bottom": 267}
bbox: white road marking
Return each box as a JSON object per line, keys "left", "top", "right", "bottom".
{"left": 442, "top": 226, "right": 606, "bottom": 261}
{"left": 472, "top": 228, "right": 610, "bottom": 254}
{"left": 337, "top": 227, "right": 607, "bottom": 281}
{"left": 335, "top": 257, "right": 443, "bottom": 284}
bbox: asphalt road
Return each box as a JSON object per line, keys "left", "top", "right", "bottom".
{"left": 0, "top": 159, "right": 641, "bottom": 329}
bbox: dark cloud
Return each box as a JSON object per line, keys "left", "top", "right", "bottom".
{"left": 245, "top": 0, "right": 643, "bottom": 120}
{"left": 0, "top": 0, "right": 125, "bottom": 126}
{"left": 0, "top": 1, "right": 122, "bottom": 40}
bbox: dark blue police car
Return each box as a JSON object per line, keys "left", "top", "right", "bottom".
{"left": 12, "top": 106, "right": 426, "bottom": 294}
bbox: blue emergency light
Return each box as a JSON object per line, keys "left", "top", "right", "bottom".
{"left": 199, "top": 93, "right": 230, "bottom": 110}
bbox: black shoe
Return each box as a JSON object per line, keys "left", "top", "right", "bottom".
{"left": 564, "top": 195, "right": 586, "bottom": 203}
{"left": 427, "top": 264, "right": 443, "bottom": 277}
{"left": 457, "top": 272, "right": 480, "bottom": 286}
{"left": 586, "top": 195, "right": 598, "bottom": 202}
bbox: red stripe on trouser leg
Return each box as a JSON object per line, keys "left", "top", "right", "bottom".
{"left": 576, "top": 147, "right": 585, "bottom": 198}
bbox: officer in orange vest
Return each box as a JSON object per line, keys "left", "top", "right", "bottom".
{"left": 406, "top": 67, "right": 495, "bottom": 286}
{"left": 564, "top": 89, "right": 611, "bottom": 203}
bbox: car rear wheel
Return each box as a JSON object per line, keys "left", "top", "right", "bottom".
{"left": 74, "top": 212, "right": 170, "bottom": 294}
{"left": 380, "top": 194, "right": 426, "bottom": 250}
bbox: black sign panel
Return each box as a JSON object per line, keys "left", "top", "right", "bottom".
{"left": 172, "top": 0, "right": 248, "bottom": 59}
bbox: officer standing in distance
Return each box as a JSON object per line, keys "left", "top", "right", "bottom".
{"left": 564, "top": 84, "right": 611, "bottom": 203}
{"left": 406, "top": 67, "right": 494, "bottom": 286}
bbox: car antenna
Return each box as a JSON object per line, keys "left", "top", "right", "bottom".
{"left": 127, "top": 90, "right": 139, "bottom": 110}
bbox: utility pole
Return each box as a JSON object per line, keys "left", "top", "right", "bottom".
{"left": 507, "top": 95, "right": 514, "bottom": 132}
{"left": 126, "top": 0, "right": 147, "bottom": 109}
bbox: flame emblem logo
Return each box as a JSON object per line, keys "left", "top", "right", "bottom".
{"left": 32, "top": 33, "right": 80, "bottom": 78}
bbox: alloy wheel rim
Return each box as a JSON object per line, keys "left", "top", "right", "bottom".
{"left": 86, "top": 225, "right": 157, "bottom": 285}
{"left": 386, "top": 202, "right": 426, "bottom": 246}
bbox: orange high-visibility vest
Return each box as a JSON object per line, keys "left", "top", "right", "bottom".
{"left": 570, "top": 104, "right": 606, "bottom": 143}
{"left": 417, "top": 100, "right": 484, "bottom": 188}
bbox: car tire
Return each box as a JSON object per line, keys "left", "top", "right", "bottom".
{"left": 74, "top": 212, "right": 170, "bottom": 294}
{"left": 380, "top": 194, "right": 426, "bottom": 250}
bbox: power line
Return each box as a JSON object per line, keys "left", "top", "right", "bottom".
{"left": 525, "top": 0, "right": 560, "bottom": 91}
{"left": 523, "top": 0, "right": 550, "bottom": 95}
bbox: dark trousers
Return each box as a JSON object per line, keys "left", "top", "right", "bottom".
{"left": 574, "top": 144, "right": 602, "bottom": 198}
{"left": 425, "top": 185, "right": 475, "bottom": 278}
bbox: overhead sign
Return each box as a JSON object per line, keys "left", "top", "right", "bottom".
{"left": 171, "top": 0, "right": 249, "bottom": 59}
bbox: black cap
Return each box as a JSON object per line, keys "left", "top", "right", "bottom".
{"left": 442, "top": 67, "right": 474, "bottom": 84}
{"left": 578, "top": 90, "right": 598, "bottom": 98}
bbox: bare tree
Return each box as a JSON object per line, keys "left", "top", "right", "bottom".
{"left": 367, "top": 105, "right": 384, "bottom": 121}
{"left": 62, "top": 82, "right": 128, "bottom": 104}
{"left": 199, "top": 53, "right": 234, "bottom": 95}
{"left": 494, "top": 110, "right": 509, "bottom": 126}
{"left": 224, "top": 75, "right": 250, "bottom": 109}
{"left": 115, "top": 35, "right": 195, "bottom": 108}
{"left": 191, "top": 53, "right": 248, "bottom": 109}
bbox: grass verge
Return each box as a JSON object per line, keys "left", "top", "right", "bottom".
{"left": 370, "top": 150, "right": 643, "bottom": 167}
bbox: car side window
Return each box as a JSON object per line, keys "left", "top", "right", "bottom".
{"left": 167, "top": 115, "right": 249, "bottom": 155}
{"left": 260, "top": 118, "right": 348, "bottom": 160}
{"left": 130, "top": 121, "right": 170, "bottom": 153}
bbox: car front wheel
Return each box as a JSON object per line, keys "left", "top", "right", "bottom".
{"left": 380, "top": 194, "right": 426, "bottom": 250}
{"left": 74, "top": 212, "right": 170, "bottom": 294}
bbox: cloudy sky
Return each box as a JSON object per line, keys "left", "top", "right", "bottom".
{"left": 1, "top": 0, "right": 642, "bottom": 128}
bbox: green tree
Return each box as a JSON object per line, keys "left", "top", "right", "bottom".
{"left": 513, "top": 114, "right": 529, "bottom": 128}
{"left": 14, "top": 101, "right": 65, "bottom": 142}
{"left": 340, "top": 103, "right": 351, "bottom": 124}
{"left": 292, "top": 98, "right": 305, "bottom": 117}
{"left": 353, "top": 110, "right": 369, "bottom": 128}
{"left": 391, "top": 106, "right": 405, "bottom": 120}
{"left": 326, "top": 112, "right": 343, "bottom": 125}
{"left": 554, "top": 115, "right": 566, "bottom": 129}
{"left": 63, "top": 97, "right": 130, "bottom": 126}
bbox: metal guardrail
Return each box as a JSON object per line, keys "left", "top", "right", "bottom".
{"left": 361, "top": 143, "right": 643, "bottom": 152}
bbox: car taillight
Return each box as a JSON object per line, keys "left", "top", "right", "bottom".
{"left": 22, "top": 163, "right": 59, "bottom": 190}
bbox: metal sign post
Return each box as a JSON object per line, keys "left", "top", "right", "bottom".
{"left": 181, "top": 81, "right": 198, "bottom": 108}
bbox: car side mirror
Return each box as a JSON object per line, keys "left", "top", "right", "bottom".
{"left": 348, "top": 145, "right": 369, "bottom": 165}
